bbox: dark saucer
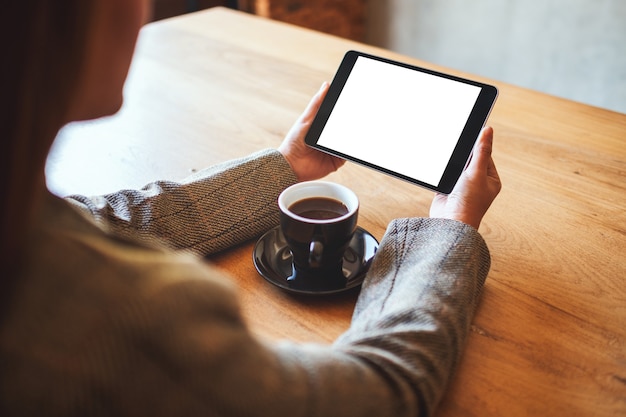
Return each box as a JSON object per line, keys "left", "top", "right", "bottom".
{"left": 253, "top": 226, "right": 379, "bottom": 295}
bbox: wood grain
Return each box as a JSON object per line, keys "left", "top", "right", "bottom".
{"left": 46, "top": 8, "right": 626, "bottom": 416}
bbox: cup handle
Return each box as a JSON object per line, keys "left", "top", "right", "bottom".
{"left": 308, "top": 241, "right": 324, "bottom": 267}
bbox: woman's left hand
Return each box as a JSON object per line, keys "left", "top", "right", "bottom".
{"left": 278, "top": 82, "right": 345, "bottom": 181}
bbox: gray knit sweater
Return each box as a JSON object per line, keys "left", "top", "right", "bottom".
{"left": 0, "top": 149, "right": 490, "bottom": 416}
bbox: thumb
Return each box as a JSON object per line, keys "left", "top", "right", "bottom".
{"left": 300, "top": 82, "right": 329, "bottom": 123}
{"left": 467, "top": 126, "right": 494, "bottom": 175}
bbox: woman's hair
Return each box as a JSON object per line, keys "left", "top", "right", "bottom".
{"left": 0, "top": 1, "right": 96, "bottom": 297}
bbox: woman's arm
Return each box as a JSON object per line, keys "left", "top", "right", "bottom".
{"left": 65, "top": 149, "right": 297, "bottom": 255}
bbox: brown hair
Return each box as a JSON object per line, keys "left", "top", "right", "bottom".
{"left": 0, "top": 1, "right": 95, "bottom": 298}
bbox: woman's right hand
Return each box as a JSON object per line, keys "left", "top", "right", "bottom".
{"left": 429, "top": 126, "right": 502, "bottom": 229}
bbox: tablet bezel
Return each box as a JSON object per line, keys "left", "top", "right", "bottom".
{"left": 304, "top": 50, "right": 498, "bottom": 194}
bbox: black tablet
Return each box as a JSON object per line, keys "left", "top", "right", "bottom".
{"left": 305, "top": 50, "right": 498, "bottom": 194}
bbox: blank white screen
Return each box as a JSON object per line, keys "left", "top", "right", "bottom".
{"left": 317, "top": 56, "right": 481, "bottom": 186}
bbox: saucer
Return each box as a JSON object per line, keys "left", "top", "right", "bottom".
{"left": 253, "top": 226, "right": 379, "bottom": 295}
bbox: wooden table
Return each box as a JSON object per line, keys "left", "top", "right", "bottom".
{"left": 46, "top": 7, "right": 626, "bottom": 417}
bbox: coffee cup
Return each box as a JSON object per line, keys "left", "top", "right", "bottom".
{"left": 278, "top": 181, "right": 359, "bottom": 289}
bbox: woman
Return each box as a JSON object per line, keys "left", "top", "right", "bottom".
{"left": 0, "top": 1, "right": 501, "bottom": 416}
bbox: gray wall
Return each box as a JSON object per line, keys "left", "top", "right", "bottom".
{"left": 366, "top": 0, "right": 626, "bottom": 114}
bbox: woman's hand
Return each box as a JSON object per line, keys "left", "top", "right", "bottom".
{"left": 278, "top": 82, "right": 345, "bottom": 181}
{"left": 429, "top": 126, "right": 502, "bottom": 229}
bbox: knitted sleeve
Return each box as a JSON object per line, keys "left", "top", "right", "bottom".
{"left": 64, "top": 149, "right": 297, "bottom": 255}
{"left": 331, "top": 218, "right": 491, "bottom": 416}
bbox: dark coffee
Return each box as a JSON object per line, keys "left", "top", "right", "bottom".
{"left": 289, "top": 197, "right": 349, "bottom": 220}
